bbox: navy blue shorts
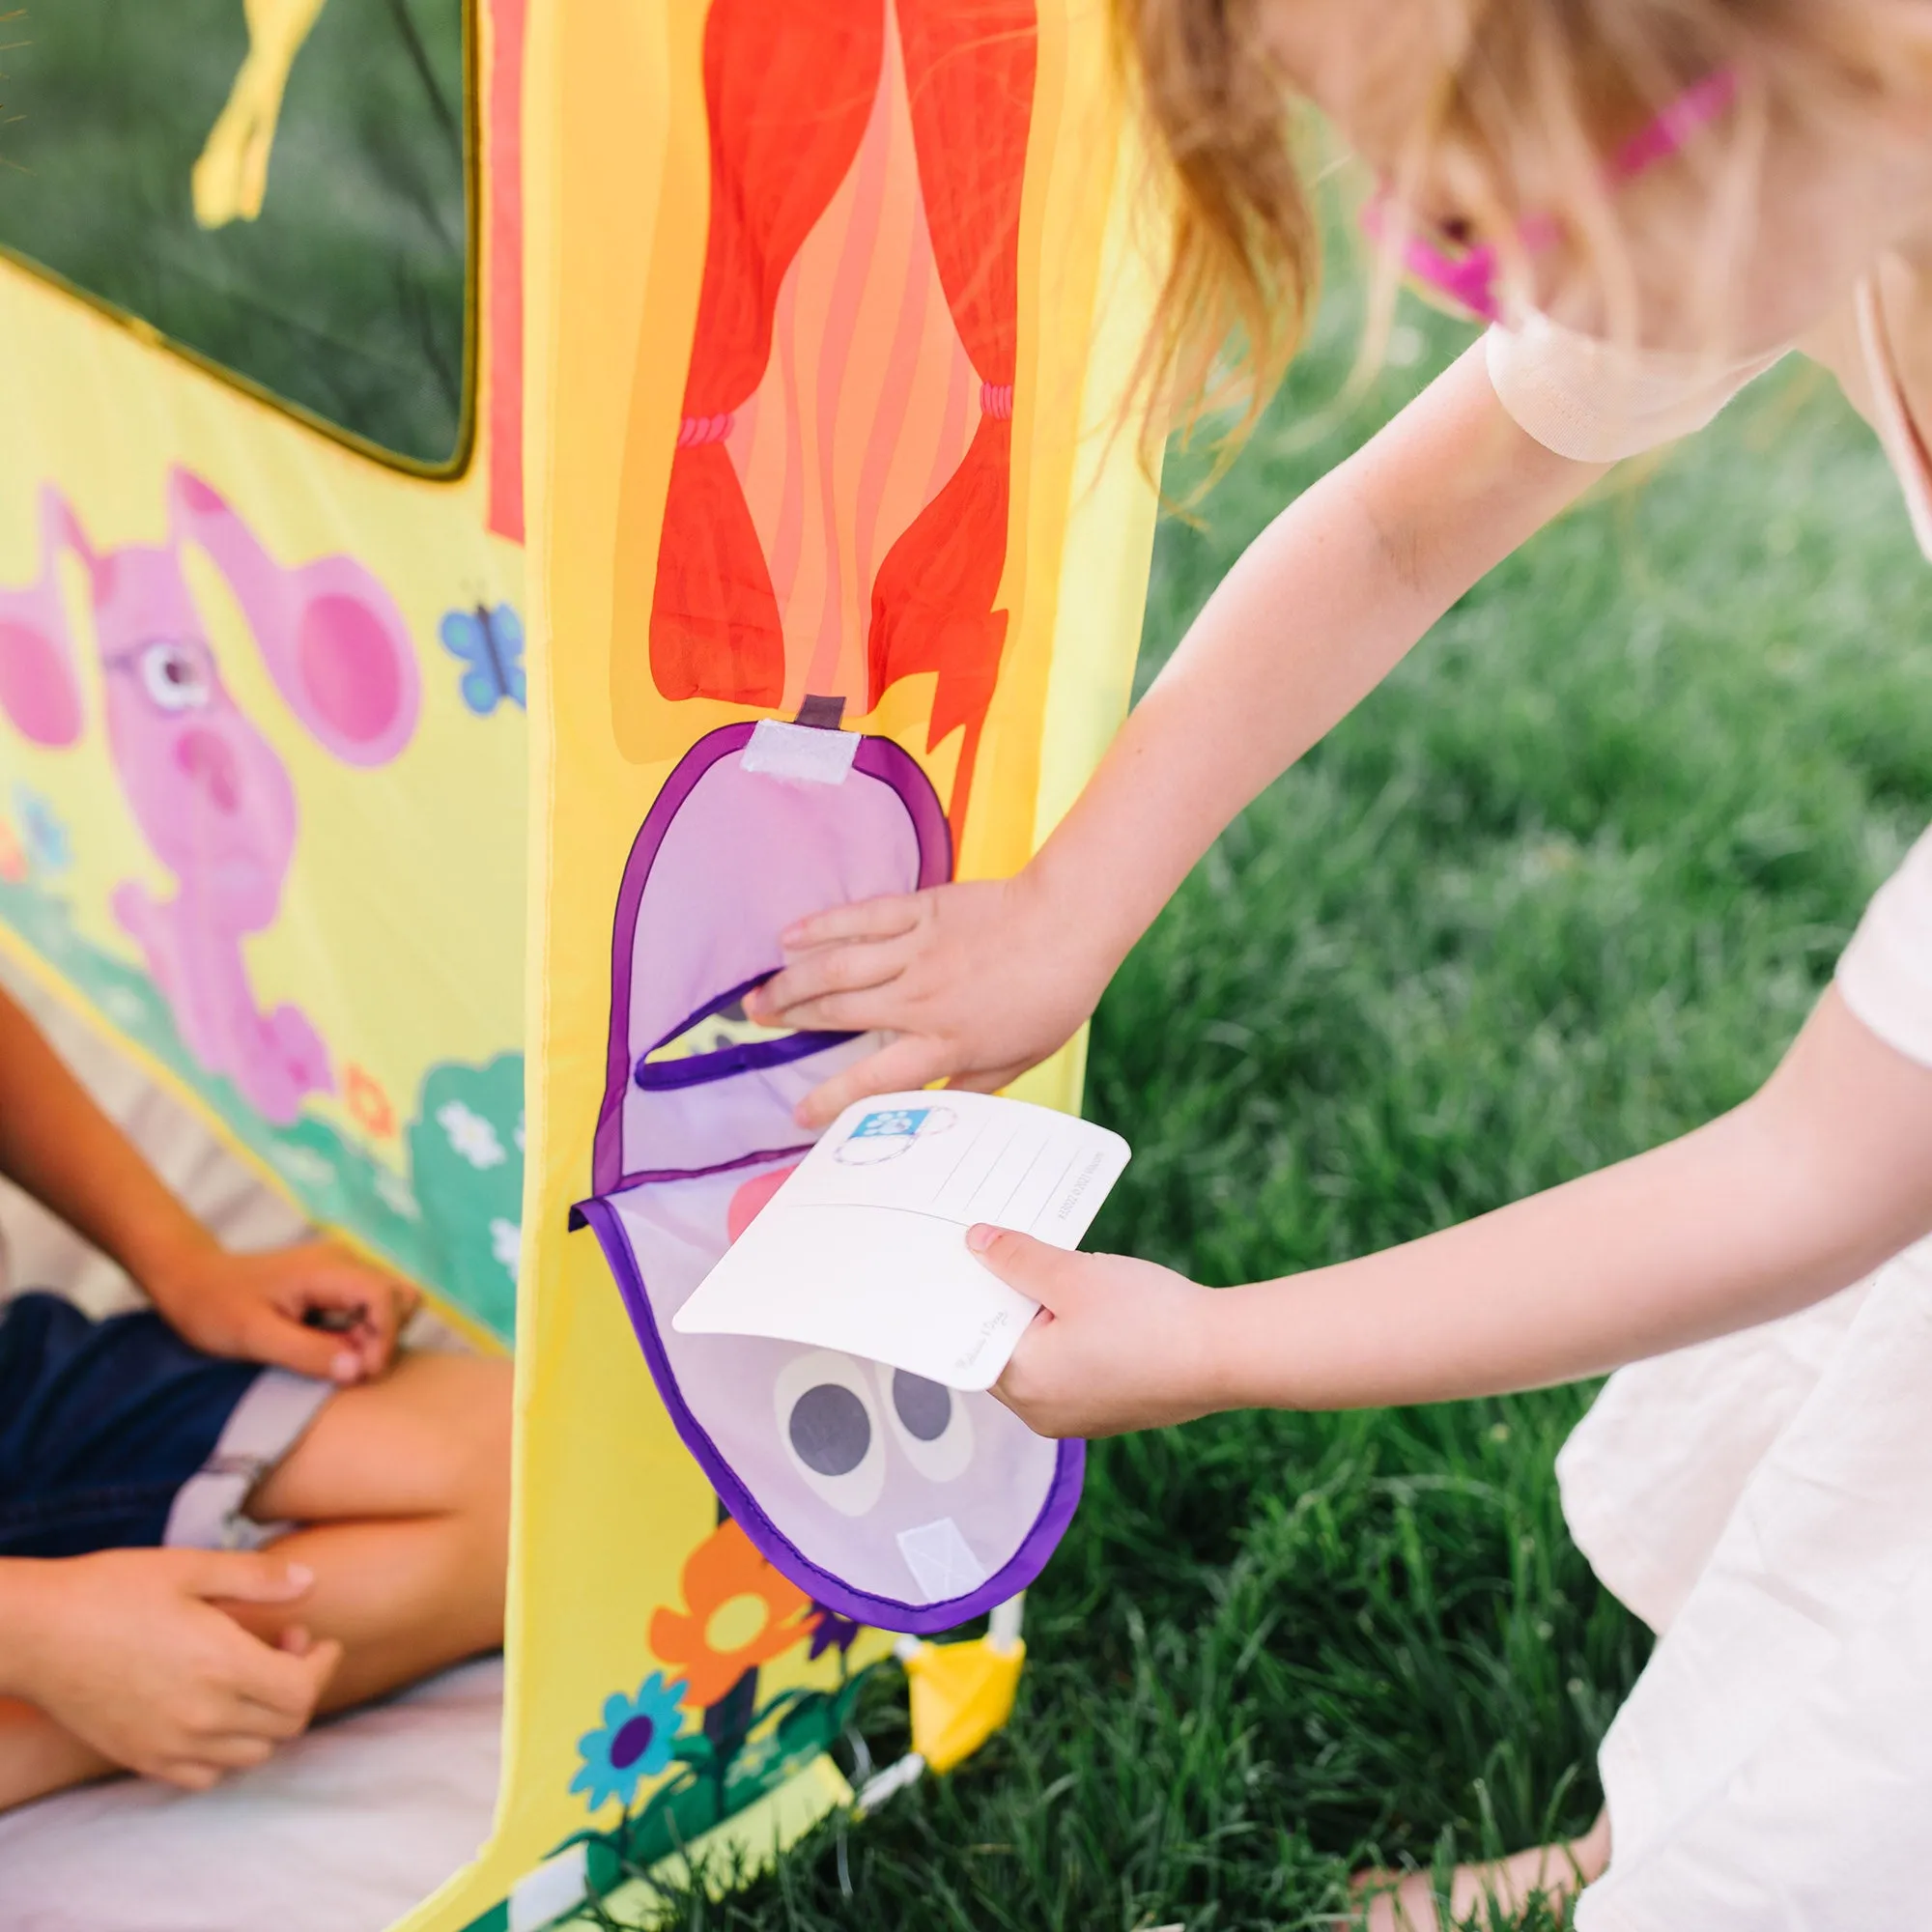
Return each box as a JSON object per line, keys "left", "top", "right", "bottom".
{"left": 0, "top": 1291, "right": 326, "bottom": 1558}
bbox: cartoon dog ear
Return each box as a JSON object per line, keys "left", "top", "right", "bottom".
{"left": 0, "top": 487, "right": 87, "bottom": 749}
{"left": 166, "top": 466, "right": 420, "bottom": 767}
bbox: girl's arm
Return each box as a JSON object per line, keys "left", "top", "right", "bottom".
{"left": 0, "top": 982, "right": 414, "bottom": 1381}
{"left": 977, "top": 987, "right": 1932, "bottom": 1437}
{"left": 0, "top": 980, "right": 211, "bottom": 1288}
{"left": 753, "top": 344, "right": 1608, "bottom": 1123}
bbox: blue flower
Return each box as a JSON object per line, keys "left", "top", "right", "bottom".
{"left": 14, "top": 788, "right": 70, "bottom": 874}
{"left": 807, "top": 1601, "right": 862, "bottom": 1660}
{"left": 568, "top": 1671, "right": 687, "bottom": 1813}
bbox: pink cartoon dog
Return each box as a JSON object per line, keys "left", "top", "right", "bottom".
{"left": 0, "top": 468, "right": 419, "bottom": 1124}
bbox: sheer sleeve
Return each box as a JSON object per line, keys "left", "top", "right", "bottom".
{"left": 1485, "top": 311, "right": 1785, "bottom": 464}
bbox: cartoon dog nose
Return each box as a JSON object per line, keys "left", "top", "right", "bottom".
{"left": 175, "top": 727, "right": 242, "bottom": 813}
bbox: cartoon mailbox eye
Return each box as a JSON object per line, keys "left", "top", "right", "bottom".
{"left": 775, "top": 1350, "right": 890, "bottom": 1517}
{"left": 876, "top": 1361, "right": 976, "bottom": 1484}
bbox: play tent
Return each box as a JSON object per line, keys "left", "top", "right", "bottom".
{"left": 0, "top": 0, "right": 1161, "bottom": 1921}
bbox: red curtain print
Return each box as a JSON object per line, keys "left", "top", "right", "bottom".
{"left": 867, "top": 0, "right": 1037, "bottom": 829}
{"left": 648, "top": 0, "right": 884, "bottom": 706}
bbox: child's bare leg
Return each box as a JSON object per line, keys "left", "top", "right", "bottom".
{"left": 1354, "top": 1810, "right": 1611, "bottom": 1930}
{"left": 249, "top": 1350, "right": 511, "bottom": 1530}
{"left": 237, "top": 1514, "right": 505, "bottom": 1711}
{"left": 0, "top": 1353, "right": 509, "bottom": 1812}
{"left": 0, "top": 1698, "right": 114, "bottom": 1811}
{"left": 230, "top": 1350, "right": 511, "bottom": 1710}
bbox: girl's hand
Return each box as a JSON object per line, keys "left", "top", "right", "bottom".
{"left": 142, "top": 1236, "right": 421, "bottom": 1384}
{"left": 0, "top": 1549, "right": 341, "bottom": 1789}
{"left": 745, "top": 874, "right": 1113, "bottom": 1129}
{"left": 968, "top": 1226, "right": 1229, "bottom": 1437}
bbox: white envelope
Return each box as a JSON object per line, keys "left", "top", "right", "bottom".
{"left": 672, "top": 1091, "right": 1130, "bottom": 1390}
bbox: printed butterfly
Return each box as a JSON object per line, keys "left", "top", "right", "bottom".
{"left": 439, "top": 604, "right": 526, "bottom": 716}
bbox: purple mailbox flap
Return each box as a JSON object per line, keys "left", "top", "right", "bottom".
{"left": 574, "top": 722, "right": 1085, "bottom": 1634}
{"left": 593, "top": 722, "right": 949, "bottom": 1192}
{"left": 574, "top": 1161, "right": 1083, "bottom": 1634}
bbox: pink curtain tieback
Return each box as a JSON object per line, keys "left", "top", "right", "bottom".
{"left": 676, "top": 412, "right": 736, "bottom": 448}
{"left": 979, "top": 383, "right": 1013, "bottom": 421}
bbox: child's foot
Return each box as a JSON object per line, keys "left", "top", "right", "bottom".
{"left": 1351, "top": 1811, "right": 1610, "bottom": 1930}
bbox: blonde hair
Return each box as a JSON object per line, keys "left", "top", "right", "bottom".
{"left": 1116, "top": 0, "right": 1932, "bottom": 439}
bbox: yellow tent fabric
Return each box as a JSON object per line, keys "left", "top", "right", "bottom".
{"left": 0, "top": 0, "right": 525, "bottom": 1345}
{"left": 0, "top": 0, "right": 1160, "bottom": 1921}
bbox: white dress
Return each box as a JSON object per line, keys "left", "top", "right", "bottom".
{"left": 1563, "top": 838, "right": 1932, "bottom": 1929}
{"left": 1486, "top": 257, "right": 1932, "bottom": 1929}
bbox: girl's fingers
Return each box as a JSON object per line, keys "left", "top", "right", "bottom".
{"left": 779, "top": 895, "right": 924, "bottom": 951}
{"left": 966, "top": 1228, "right": 1082, "bottom": 1313}
{"left": 186, "top": 1549, "right": 316, "bottom": 1606}
{"left": 293, "top": 1638, "right": 344, "bottom": 1707}
{"left": 211, "top": 1625, "right": 336, "bottom": 1723}
{"left": 180, "top": 1731, "right": 279, "bottom": 1772}
{"left": 794, "top": 1035, "right": 954, "bottom": 1129}
{"left": 301, "top": 1264, "right": 412, "bottom": 1365}
{"left": 222, "top": 1640, "right": 339, "bottom": 1741}
{"left": 752, "top": 942, "right": 915, "bottom": 1030}
{"left": 223, "top": 1692, "right": 313, "bottom": 1754}
{"left": 947, "top": 1064, "right": 1027, "bottom": 1095}
{"left": 241, "top": 1309, "right": 356, "bottom": 1383}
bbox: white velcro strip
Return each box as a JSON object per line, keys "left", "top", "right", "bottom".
{"left": 895, "top": 1517, "right": 988, "bottom": 1604}
{"left": 741, "top": 720, "right": 860, "bottom": 785}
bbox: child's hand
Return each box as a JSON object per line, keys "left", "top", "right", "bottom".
{"left": 0, "top": 1548, "right": 341, "bottom": 1789}
{"left": 143, "top": 1237, "right": 421, "bottom": 1384}
{"left": 745, "top": 874, "right": 1111, "bottom": 1129}
{"left": 967, "top": 1226, "right": 1228, "bottom": 1437}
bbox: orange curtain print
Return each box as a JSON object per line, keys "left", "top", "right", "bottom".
{"left": 867, "top": 0, "right": 1037, "bottom": 832}
{"left": 648, "top": 0, "right": 885, "bottom": 706}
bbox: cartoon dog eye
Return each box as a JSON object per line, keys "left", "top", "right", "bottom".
{"left": 774, "top": 1350, "right": 886, "bottom": 1517}
{"left": 137, "top": 641, "right": 213, "bottom": 713}
{"left": 875, "top": 1362, "right": 975, "bottom": 1482}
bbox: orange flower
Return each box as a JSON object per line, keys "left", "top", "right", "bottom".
{"left": 648, "top": 1520, "right": 810, "bottom": 1707}
{"left": 344, "top": 1064, "right": 396, "bottom": 1137}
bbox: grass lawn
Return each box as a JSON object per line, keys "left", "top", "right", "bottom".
{"left": 12, "top": 17, "right": 1929, "bottom": 1914}
{"left": 653, "top": 289, "right": 1932, "bottom": 1928}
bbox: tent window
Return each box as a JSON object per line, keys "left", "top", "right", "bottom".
{"left": 0, "top": 0, "right": 470, "bottom": 469}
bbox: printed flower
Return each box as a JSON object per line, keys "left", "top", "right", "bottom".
{"left": 649, "top": 1520, "right": 810, "bottom": 1707}
{"left": 14, "top": 789, "right": 71, "bottom": 873}
{"left": 489, "top": 1216, "right": 521, "bottom": 1276}
{"left": 0, "top": 817, "right": 26, "bottom": 884}
{"left": 345, "top": 1064, "right": 396, "bottom": 1138}
{"left": 99, "top": 986, "right": 149, "bottom": 1028}
{"left": 807, "top": 1601, "right": 862, "bottom": 1661}
{"left": 374, "top": 1166, "right": 422, "bottom": 1222}
{"left": 271, "top": 1144, "right": 336, "bottom": 1189}
{"left": 568, "top": 1670, "right": 687, "bottom": 1813}
{"left": 437, "top": 1098, "right": 506, "bottom": 1169}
